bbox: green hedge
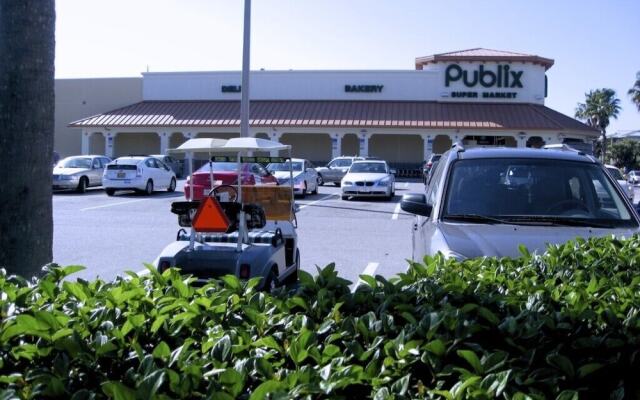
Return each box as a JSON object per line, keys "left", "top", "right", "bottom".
{"left": 1, "top": 235, "right": 640, "bottom": 399}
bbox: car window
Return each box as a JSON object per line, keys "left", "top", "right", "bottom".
{"left": 442, "top": 158, "right": 635, "bottom": 227}
{"left": 92, "top": 158, "right": 100, "bottom": 169}
{"left": 334, "top": 159, "right": 352, "bottom": 168}
{"left": 425, "top": 158, "right": 446, "bottom": 206}
{"left": 58, "top": 157, "right": 92, "bottom": 169}
{"left": 349, "top": 162, "right": 386, "bottom": 173}
{"left": 165, "top": 156, "right": 173, "bottom": 163}
{"left": 145, "top": 159, "right": 156, "bottom": 168}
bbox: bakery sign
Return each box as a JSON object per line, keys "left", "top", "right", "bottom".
{"left": 444, "top": 64, "right": 523, "bottom": 99}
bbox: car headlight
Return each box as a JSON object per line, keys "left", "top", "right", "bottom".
{"left": 376, "top": 176, "right": 391, "bottom": 186}
{"left": 293, "top": 176, "right": 304, "bottom": 184}
{"left": 343, "top": 181, "right": 353, "bottom": 186}
{"left": 59, "top": 175, "right": 74, "bottom": 181}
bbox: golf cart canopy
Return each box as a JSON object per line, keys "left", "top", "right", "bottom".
{"left": 214, "top": 137, "right": 291, "bottom": 153}
{"left": 169, "top": 138, "right": 228, "bottom": 153}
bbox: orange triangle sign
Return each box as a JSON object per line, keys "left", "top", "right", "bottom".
{"left": 192, "top": 197, "right": 230, "bottom": 232}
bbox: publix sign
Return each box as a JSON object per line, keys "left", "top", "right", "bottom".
{"left": 444, "top": 64, "right": 524, "bottom": 99}
{"left": 445, "top": 64, "right": 523, "bottom": 88}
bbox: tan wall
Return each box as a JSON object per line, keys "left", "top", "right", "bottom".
{"left": 280, "top": 133, "right": 331, "bottom": 164}
{"left": 55, "top": 77, "right": 142, "bottom": 156}
{"left": 369, "top": 134, "right": 423, "bottom": 164}
{"left": 343, "top": 134, "right": 359, "bottom": 157}
{"left": 114, "top": 133, "right": 160, "bottom": 157}
{"left": 89, "top": 133, "right": 106, "bottom": 155}
{"left": 433, "top": 135, "right": 452, "bottom": 154}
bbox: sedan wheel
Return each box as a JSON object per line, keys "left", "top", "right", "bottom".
{"left": 168, "top": 178, "right": 176, "bottom": 192}
{"left": 145, "top": 180, "right": 154, "bottom": 195}
{"left": 317, "top": 174, "right": 324, "bottom": 186}
{"left": 76, "top": 177, "right": 88, "bottom": 193}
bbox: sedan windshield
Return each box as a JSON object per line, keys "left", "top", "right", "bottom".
{"left": 57, "top": 157, "right": 92, "bottom": 168}
{"left": 443, "top": 158, "right": 637, "bottom": 228}
{"left": 349, "top": 162, "right": 387, "bottom": 173}
{"left": 267, "top": 161, "right": 303, "bottom": 172}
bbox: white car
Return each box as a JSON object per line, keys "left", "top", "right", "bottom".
{"left": 266, "top": 158, "right": 318, "bottom": 197}
{"left": 341, "top": 160, "right": 395, "bottom": 200}
{"left": 103, "top": 156, "right": 177, "bottom": 196}
{"left": 605, "top": 165, "right": 633, "bottom": 201}
{"left": 53, "top": 155, "right": 111, "bottom": 193}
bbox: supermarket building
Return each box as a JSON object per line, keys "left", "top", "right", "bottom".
{"left": 62, "top": 49, "right": 598, "bottom": 167}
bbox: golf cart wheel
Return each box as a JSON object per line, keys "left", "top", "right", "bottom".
{"left": 283, "top": 249, "right": 300, "bottom": 285}
{"left": 145, "top": 180, "right": 154, "bottom": 195}
{"left": 105, "top": 188, "right": 115, "bottom": 196}
{"left": 76, "top": 176, "right": 88, "bottom": 193}
{"left": 262, "top": 267, "right": 279, "bottom": 292}
{"left": 210, "top": 184, "right": 238, "bottom": 202}
{"left": 168, "top": 178, "right": 176, "bottom": 192}
{"left": 317, "top": 174, "right": 324, "bottom": 186}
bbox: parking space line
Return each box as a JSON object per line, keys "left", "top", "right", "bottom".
{"left": 80, "top": 199, "right": 148, "bottom": 211}
{"left": 391, "top": 202, "right": 401, "bottom": 220}
{"left": 297, "top": 193, "right": 339, "bottom": 210}
{"left": 351, "top": 262, "right": 380, "bottom": 292}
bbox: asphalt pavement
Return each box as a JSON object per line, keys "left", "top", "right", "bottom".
{"left": 52, "top": 180, "right": 422, "bottom": 284}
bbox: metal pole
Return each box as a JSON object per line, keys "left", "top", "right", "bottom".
{"left": 240, "top": 0, "right": 251, "bottom": 138}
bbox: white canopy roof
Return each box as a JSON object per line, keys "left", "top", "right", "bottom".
{"left": 168, "top": 138, "right": 228, "bottom": 153}
{"left": 217, "top": 137, "right": 290, "bottom": 152}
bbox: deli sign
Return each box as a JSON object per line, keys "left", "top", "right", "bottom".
{"left": 445, "top": 64, "right": 524, "bottom": 88}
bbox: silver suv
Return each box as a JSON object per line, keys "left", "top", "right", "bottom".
{"left": 315, "top": 156, "right": 363, "bottom": 186}
{"left": 401, "top": 145, "right": 640, "bottom": 260}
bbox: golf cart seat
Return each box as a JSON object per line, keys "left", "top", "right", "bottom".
{"left": 177, "top": 228, "right": 284, "bottom": 246}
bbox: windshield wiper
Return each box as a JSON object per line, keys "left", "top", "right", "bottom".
{"left": 443, "top": 214, "right": 510, "bottom": 224}
{"left": 500, "top": 215, "right": 615, "bottom": 229}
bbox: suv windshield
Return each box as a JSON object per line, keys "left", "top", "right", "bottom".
{"left": 606, "top": 167, "right": 623, "bottom": 180}
{"left": 267, "top": 161, "right": 303, "bottom": 172}
{"left": 350, "top": 162, "right": 387, "bottom": 173}
{"left": 442, "top": 158, "right": 636, "bottom": 228}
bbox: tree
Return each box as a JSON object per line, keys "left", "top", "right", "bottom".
{"left": 609, "top": 140, "right": 640, "bottom": 170}
{"left": 629, "top": 72, "right": 640, "bottom": 112}
{"left": 575, "top": 88, "right": 621, "bottom": 162}
{"left": 0, "top": 1, "right": 56, "bottom": 277}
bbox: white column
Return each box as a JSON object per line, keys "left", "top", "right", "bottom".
{"left": 331, "top": 133, "right": 344, "bottom": 159}
{"left": 158, "top": 131, "right": 169, "bottom": 154}
{"left": 182, "top": 132, "right": 195, "bottom": 175}
{"left": 516, "top": 132, "right": 528, "bottom": 148}
{"left": 81, "top": 130, "right": 90, "bottom": 155}
{"left": 269, "top": 130, "right": 282, "bottom": 156}
{"left": 359, "top": 131, "right": 370, "bottom": 157}
{"left": 105, "top": 132, "right": 117, "bottom": 158}
{"left": 421, "top": 134, "right": 433, "bottom": 161}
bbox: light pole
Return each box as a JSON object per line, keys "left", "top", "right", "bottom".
{"left": 240, "top": 0, "right": 251, "bottom": 138}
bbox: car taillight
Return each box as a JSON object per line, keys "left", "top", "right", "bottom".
{"left": 239, "top": 263, "right": 251, "bottom": 279}
{"left": 136, "top": 167, "right": 142, "bottom": 177}
{"left": 158, "top": 260, "right": 171, "bottom": 273}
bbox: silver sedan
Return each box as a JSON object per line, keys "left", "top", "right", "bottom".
{"left": 53, "top": 155, "right": 111, "bottom": 193}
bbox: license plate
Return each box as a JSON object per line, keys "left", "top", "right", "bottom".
{"left": 360, "top": 187, "right": 370, "bottom": 193}
{"left": 117, "top": 172, "right": 125, "bottom": 178}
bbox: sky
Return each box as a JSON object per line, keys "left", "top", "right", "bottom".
{"left": 55, "top": 0, "right": 640, "bottom": 133}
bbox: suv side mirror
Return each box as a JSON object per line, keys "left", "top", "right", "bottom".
{"left": 401, "top": 193, "right": 432, "bottom": 217}
{"left": 390, "top": 168, "right": 397, "bottom": 175}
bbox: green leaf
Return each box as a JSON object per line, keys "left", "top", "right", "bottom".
{"left": 152, "top": 341, "right": 171, "bottom": 360}
{"left": 358, "top": 274, "right": 377, "bottom": 289}
{"left": 62, "top": 281, "right": 88, "bottom": 301}
{"left": 425, "top": 339, "right": 446, "bottom": 357}
{"left": 577, "top": 363, "right": 603, "bottom": 378}
{"left": 102, "top": 381, "right": 136, "bottom": 400}
{"left": 150, "top": 315, "right": 168, "bottom": 334}
{"left": 253, "top": 336, "right": 283, "bottom": 354}
{"left": 546, "top": 354, "right": 575, "bottom": 378}
{"left": 391, "top": 373, "right": 411, "bottom": 395}
{"left": 61, "top": 265, "right": 86, "bottom": 277}
{"left": 212, "top": 335, "right": 232, "bottom": 362}
{"left": 16, "top": 314, "right": 50, "bottom": 331}
{"left": 556, "top": 390, "right": 579, "bottom": 400}
{"left": 137, "top": 370, "right": 165, "bottom": 400}
{"left": 249, "top": 380, "right": 286, "bottom": 400}
{"left": 221, "top": 275, "right": 241, "bottom": 290}
{"left": 457, "top": 350, "right": 483, "bottom": 374}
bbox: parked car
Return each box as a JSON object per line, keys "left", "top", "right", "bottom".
{"left": 401, "top": 146, "right": 640, "bottom": 260}
{"left": 605, "top": 165, "right": 633, "bottom": 201}
{"left": 425, "top": 160, "right": 440, "bottom": 187}
{"left": 183, "top": 161, "right": 278, "bottom": 201}
{"left": 422, "top": 154, "right": 441, "bottom": 184}
{"left": 316, "top": 156, "right": 363, "bottom": 186}
{"left": 151, "top": 154, "right": 183, "bottom": 178}
{"left": 341, "top": 160, "right": 395, "bottom": 200}
{"left": 103, "top": 156, "right": 176, "bottom": 196}
{"left": 628, "top": 170, "right": 640, "bottom": 185}
{"left": 53, "top": 155, "right": 111, "bottom": 193}
{"left": 266, "top": 158, "right": 318, "bottom": 197}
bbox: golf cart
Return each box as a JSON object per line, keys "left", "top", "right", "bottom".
{"left": 156, "top": 137, "right": 300, "bottom": 290}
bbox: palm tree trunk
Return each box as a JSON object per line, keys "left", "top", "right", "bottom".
{"left": 601, "top": 130, "right": 607, "bottom": 163}
{"left": 0, "top": 1, "right": 56, "bottom": 277}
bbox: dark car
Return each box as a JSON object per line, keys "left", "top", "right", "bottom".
{"left": 184, "top": 161, "right": 278, "bottom": 201}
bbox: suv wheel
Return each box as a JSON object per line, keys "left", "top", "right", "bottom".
{"left": 145, "top": 180, "right": 154, "bottom": 195}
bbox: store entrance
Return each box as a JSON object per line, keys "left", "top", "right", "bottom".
{"left": 462, "top": 135, "right": 517, "bottom": 148}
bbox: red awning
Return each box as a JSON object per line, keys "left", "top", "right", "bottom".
{"left": 69, "top": 100, "right": 597, "bottom": 135}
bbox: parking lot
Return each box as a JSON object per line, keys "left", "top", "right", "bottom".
{"left": 53, "top": 180, "right": 421, "bottom": 285}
